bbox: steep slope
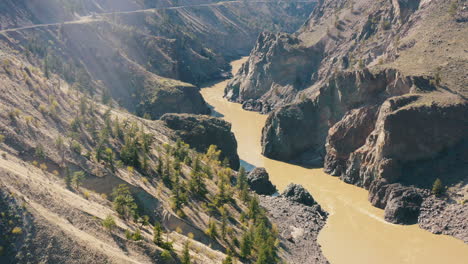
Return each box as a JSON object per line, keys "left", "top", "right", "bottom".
{"left": 0, "top": 53, "right": 297, "bottom": 263}
{"left": 225, "top": 0, "right": 468, "bottom": 240}
{"left": 0, "top": 0, "right": 315, "bottom": 119}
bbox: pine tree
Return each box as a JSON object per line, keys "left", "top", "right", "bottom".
{"left": 72, "top": 171, "right": 85, "bottom": 189}
{"left": 237, "top": 167, "right": 247, "bottom": 190}
{"left": 153, "top": 222, "right": 163, "bottom": 245}
{"left": 181, "top": 241, "right": 191, "bottom": 264}
{"left": 189, "top": 171, "right": 207, "bottom": 198}
{"left": 220, "top": 206, "right": 228, "bottom": 239}
{"left": 65, "top": 167, "right": 72, "bottom": 188}
{"left": 206, "top": 219, "right": 218, "bottom": 239}
{"left": 240, "top": 231, "right": 252, "bottom": 258}
{"left": 248, "top": 195, "right": 260, "bottom": 220}
{"left": 112, "top": 184, "right": 138, "bottom": 220}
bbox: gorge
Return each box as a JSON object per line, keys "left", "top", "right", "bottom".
{"left": 201, "top": 57, "right": 468, "bottom": 264}
{"left": 0, "top": 0, "right": 467, "bottom": 263}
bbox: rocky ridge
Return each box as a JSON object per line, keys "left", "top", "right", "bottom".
{"left": 225, "top": 0, "right": 468, "bottom": 240}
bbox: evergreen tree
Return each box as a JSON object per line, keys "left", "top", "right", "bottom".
{"left": 248, "top": 195, "right": 260, "bottom": 220}
{"left": 153, "top": 222, "right": 163, "bottom": 245}
{"left": 237, "top": 167, "right": 247, "bottom": 190}
{"left": 240, "top": 231, "right": 252, "bottom": 258}
{"left": 72, "top": 171, "right": 85, "bottom": 189}
{"left": 65, "top": 167, "right": 72, "bottom": 188}
{"left": 206, "top": 219, "right": 218, "bottom": 239}
{"left": 181, "top": 241, "right": 191, "bottom": 264}
{"left": 112, "top": 184, "right": 138, "bottom": 220}
{"left": 189, "top": 170, "right": 207, "bottom": 198}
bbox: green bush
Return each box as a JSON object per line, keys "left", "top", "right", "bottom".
{"left": 102, "top": 215, "right": 116, "bottom": 232}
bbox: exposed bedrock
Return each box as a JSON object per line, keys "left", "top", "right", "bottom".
{"left": 247, "top": 167, "right": 278, "bottom": 195}
{"left": 224, "top": 32, "right": 324, "bottom": 108}
{"left": 261, "top": 68, "right": 434, "bottom": 163}
{"left": 281, "top": 183, "right": 316, "bottom": 206}
{"left": 160, "top": 113, "right": 240, "bottom": 170}
{"left": 337, "top": 94, "right": 468, "bottom": 188}
{"left": 326, "top": 93, "right": 468, "bottom": 229}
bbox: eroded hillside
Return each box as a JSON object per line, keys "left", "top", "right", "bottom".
{"left": 0, "top": 1, "right": 330, "bottom": 263}
{"left": 0, "top": 0, "right": 315, "bottom": 119}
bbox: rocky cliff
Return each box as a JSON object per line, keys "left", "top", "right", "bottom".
{"left": 160, "top": 113, "right": 240, "bottom": 170}
{"left": 226, "top": 0, "right": 468, "bottom": 239}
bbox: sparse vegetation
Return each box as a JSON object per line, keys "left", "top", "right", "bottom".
{"left": 102, "top": 215, "right": 117, "bottom": 232}
{"left": 72, "top": 171, "right": 85, "bottom": 189}
{"left": 432, "top": 178, "right": 444, "bottom": 197}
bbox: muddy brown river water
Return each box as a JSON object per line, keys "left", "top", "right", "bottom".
{"left": 200, "top": 57, "right": 468, "bottom": 264}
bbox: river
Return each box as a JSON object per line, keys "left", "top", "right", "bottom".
{"left": 200, "top": 57, "right": 468, "bottom": 264}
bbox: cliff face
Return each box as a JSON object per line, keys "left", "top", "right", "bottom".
{"left": 160, "top": 113, "right": 240, "bottom": 170}
{"left": 227, "top": 0, "right": 468, "bottom": 238}
{"left": 262, "top": 68, "right": 435, "bottom": 163}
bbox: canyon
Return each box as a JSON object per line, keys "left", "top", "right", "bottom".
{"left": 0, "top": 0, "right": 467, "bottom": 263}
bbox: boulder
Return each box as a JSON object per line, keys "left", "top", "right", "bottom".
{"left": 368, "top": 180, "right": 424, "bottom": 224}
{"left": 247, "top": 167, "right": 277, "bottom": 195}
{"left": 383, "top": 186, "right": 423, "bottom": 224}
{"left": 160, "top": 113, "right": 240, "bottom": 170}
{"left": 281, "top": 183, "right": 316, "bottom": 206}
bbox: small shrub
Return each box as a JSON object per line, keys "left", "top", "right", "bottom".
{"left": 102, "top": 215, "right": 116, "bottom": 232}
{"left": 11, "top": 227, "right": 23, "bottom": 235}
{"left": 70, "top": 140, "right": 82, "bottom": 154}
{"left": 24, "top": 116, "right": 34, "bottom": 125}
{"left": 358, "top": 59, "right": 365, "bottom": 69}
{"left": 0, "top": 134, "right": 4, "bottom": 143}
{"left": 175, "top": 226, "right": 183, "bottom": 234}
{"left": 52, "top": 170, "right": 59, "bottom": 176}
{"left": 132, "top": 229, "right": 142, "bottom": 241}
{"left": 160, "top": 250, "right": 173, "bottom": 261}
{"left": 432, "top": 178, "right": 444, "bottom": 197}
{"left": 381, "top": 20, "right": 391, "bottom": 30}
{"left": 35, "top": 144, "right": 45, "bottom": 158}
{"left": 83, "top": 190, "right": 90, "bottom": 200}
{"left": 39, "top": 163, "right": 48, "bottom": 171}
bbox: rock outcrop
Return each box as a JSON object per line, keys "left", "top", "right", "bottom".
{"left": 281, "top": 183, "right": 316, "bottom": 206}
{"left": 225, "top": 32, "right": 323, "bottom": 109}
{"left": 161, "top": 114, "right": 240, "bottom": 170}
{"left": 336, "top": 94, "right": 468, "bottom": 188}
{"left": 247, "top": 167, "right": 277, "bottom": 195}
{"left": 262, "top": 69, "right": 433, "bottom": 163}
{"left": 259, "top": 195, "right": 328, "bottom": 264}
